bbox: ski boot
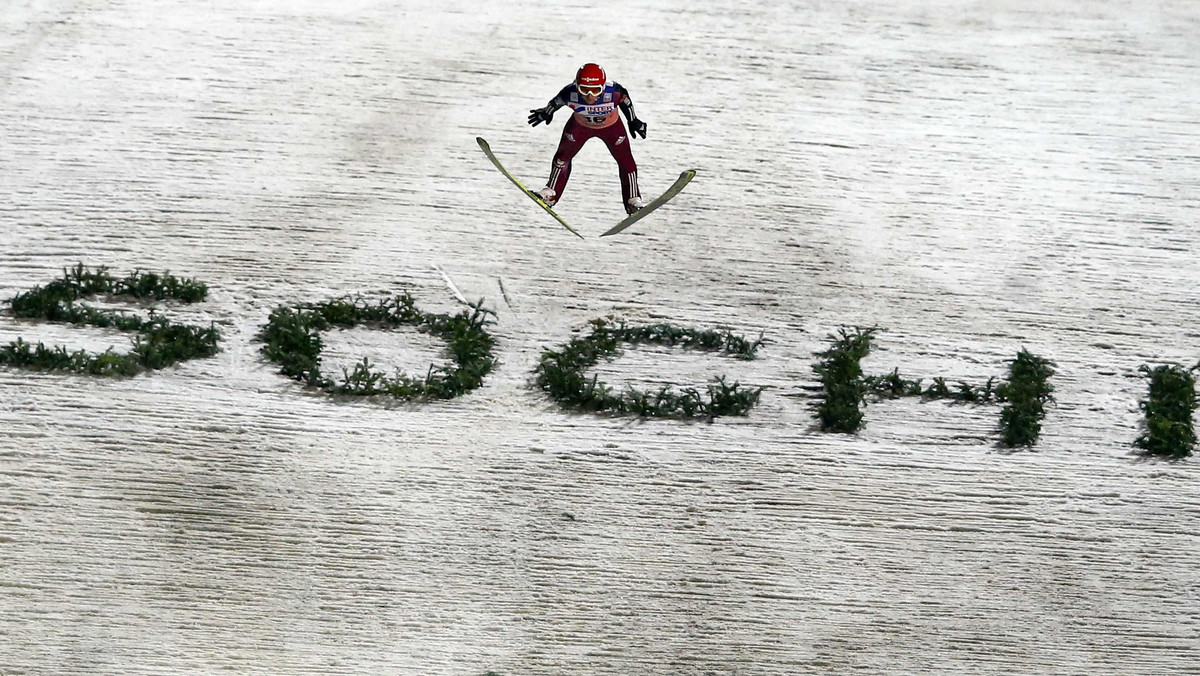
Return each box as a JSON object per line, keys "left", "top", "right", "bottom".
{"left": 534, "top": 187, "right": 557, "bottom": 207}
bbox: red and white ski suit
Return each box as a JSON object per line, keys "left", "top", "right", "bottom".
{"left": 541, "top": 82, "right": 641, "bottom": 207}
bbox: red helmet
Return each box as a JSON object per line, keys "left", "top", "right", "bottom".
{"left": 575, "top": 63, "right": 606, "bottom": 96}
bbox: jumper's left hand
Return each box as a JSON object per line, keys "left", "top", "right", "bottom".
{"left": 628, "top": 118, "right": 647, "bottom": 139}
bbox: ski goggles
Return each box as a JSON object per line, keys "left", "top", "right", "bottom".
{"left": 576, "top": 83, "right": 604, "bottom": 97}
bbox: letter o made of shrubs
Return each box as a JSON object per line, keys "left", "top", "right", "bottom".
{"left": 256, "top": 293, "right": 497, "bottom": 400}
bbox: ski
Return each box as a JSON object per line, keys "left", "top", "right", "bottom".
{"left": 599, "top": 169, "right": 696, "bottom": 237}
{"left": 476, "top": 137, "right": 585, "bottom": 239}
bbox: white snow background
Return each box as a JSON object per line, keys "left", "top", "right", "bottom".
{"left": 1, "top": 0, "right": 1198, "bottom": 674}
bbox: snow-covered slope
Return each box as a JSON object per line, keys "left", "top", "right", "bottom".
{"left": 2, "top": 0, "right": 1198, "bottom": 673}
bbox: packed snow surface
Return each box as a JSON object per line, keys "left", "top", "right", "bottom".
{"left": 1, "top": 0, "right": 1198, "bottom": 674}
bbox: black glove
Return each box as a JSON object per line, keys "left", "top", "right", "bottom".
{"left": 528, "top": 107, "right": 554, "bottom": 127}
{"left": 628, "top": 118, "right": 647, "bottom": 139}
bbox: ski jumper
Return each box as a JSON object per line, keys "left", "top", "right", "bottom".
{"left": 542, "top": 82, "right": 641, "bottom": 208}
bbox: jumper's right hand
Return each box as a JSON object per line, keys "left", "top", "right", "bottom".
{"left": 528, "top": 107, "right": 553, "bottom": 127}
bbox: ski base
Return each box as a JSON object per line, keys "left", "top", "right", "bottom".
{"left": 476, "top": 136, "right": 584, "bottom": 239}
{"left": 600, "top": 169, "right": 696, "bottom": 237}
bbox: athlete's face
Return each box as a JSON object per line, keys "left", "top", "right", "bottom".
{"left": 578, "top": 83, "right": 603, "bottom": 102}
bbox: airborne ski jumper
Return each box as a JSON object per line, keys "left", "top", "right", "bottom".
{"left": 477, "top": 63, "right": 694, "bottom": 237}
{"left": 527, "top": 63, "right": 649, "bottom": 215}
